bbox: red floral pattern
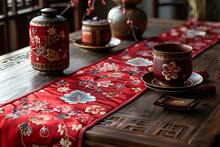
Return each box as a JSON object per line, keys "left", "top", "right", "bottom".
{"left": 30, "top": 25, "right": 69, "bottom": 71}
{"left": 1, "top": 18, "right": 220, "bottom": 147}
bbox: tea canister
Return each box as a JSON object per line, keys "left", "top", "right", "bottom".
{"left": 82, "top": 17, "right": 111, "bottom": 46}
{"left": 29, "top": 8, "right": 69, "bottom": 75}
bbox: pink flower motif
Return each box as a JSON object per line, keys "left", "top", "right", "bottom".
{"left": 85, "top": 105, "right": 106, "bottom": 115}
{"left": 121, "top": 54, "right": 132, "bottom": 59}
{"left": 103, "top": 91, "right": 122, "bottom": 98}
{"left": 60, "top": 31, "right": 65, "bottom": 39}
{"left": 108, "top": 72, "right": 125, "bottom": 78}
{"left": 162, "top": 61, "right": 181, "bottom": 81}
{"left": 29, "top": 115, "right": 50, "bottom": 125}
{"left": 99, "top": 63, "right": 119, "bottom": 72}
{"left": 75, "top": 114, "right": 94, "bottom": 124}
{"left": 53, "top": 105, "right": 73, "bottom": 113}
{"left": 97, "top": 80, "right": 113, "bottom": 88}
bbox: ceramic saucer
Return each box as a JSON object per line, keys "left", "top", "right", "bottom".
{"left": 142, "top": 72, "right": 203, "bottom": 93}
{"left": 74, "top": 37, "right": 121, "bottom": 50}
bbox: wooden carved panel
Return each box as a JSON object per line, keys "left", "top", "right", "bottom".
{"left": 98, "top": 114, "right": 155, "bottom": 134}
{"left": 97, "top": 101, "right": 216, "bottom": 143}
{"left": 152, "top": 122, "right": 196, "bottom": 140}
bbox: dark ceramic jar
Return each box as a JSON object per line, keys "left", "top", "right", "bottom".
{"left": 82, "top": 17, "right": 111, "bottom": 46}
{"left": 29, "top": 8, "right": 69, "bottom": 75}
{"left": 108, "top": 0, "right": 147, "bottom": 40}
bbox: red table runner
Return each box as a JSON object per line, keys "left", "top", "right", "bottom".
{"left": 0, "top": 18, "right": 220, "bottom": 147}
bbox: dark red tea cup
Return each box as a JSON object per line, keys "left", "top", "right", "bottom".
{"left": 153, "top": 43, "right": 193, "bottom": 86}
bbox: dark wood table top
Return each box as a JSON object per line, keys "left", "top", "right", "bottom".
{"left": 0, "top": 18, "right": 220, "bottom": 147}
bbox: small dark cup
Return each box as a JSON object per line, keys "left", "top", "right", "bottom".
{"left": 153, "top": 43, "right": 193, "bottom": 86}
{"left": 81, "top": 17, "right": 111, "bottom": 46}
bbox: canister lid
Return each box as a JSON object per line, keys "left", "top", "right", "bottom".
{"left": 30, "top": 8, "right": 68, "bottom": 26}
{"left": 82, "top": 17, "right": 110, "bottom": 26}
{"left": 41, "top": 8, "right": 57, "bottom": 17}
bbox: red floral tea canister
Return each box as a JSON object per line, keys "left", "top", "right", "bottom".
{"left": 29, "top": 8, "right": 69, "bottom": 75}
{"left": 82, "top": 17, "right": 111, "bottom": 46}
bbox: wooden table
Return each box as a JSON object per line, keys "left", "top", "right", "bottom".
{"left": 0, "top": 19, "right": 220, "bottom": 147}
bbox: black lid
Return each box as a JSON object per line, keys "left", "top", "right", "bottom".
{"left": 41, "top": 8, "right": 57, "bottom": 17}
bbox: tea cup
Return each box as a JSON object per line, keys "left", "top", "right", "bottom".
{"left": 153, "top": 43, "right": 193, "bottom": 86}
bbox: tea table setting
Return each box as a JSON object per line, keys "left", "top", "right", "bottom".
{"left": 0, "top": 17, "right": 220, "bottom": 147}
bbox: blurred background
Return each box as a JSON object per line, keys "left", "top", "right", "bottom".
{"left": 1, "top": 0, "right": 219, "bottom": 55}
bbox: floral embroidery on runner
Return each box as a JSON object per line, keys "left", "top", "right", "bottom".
{"left": 60, "top": 90, "right": 96, "bottom": 104}
{"left": 0, "top": 18, "right": 220, "bottom": 147}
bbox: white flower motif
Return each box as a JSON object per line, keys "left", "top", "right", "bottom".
{"left": 179, "top": 26, "right": 187, "bottom": 32}
{"left": 71, "top": 124, "right": 83, "bottom": 131}
{"left": 34, "top": 35, "right": 41, "bottom": 44}
{"left": 103, "top": 91, "right": 122, "bottom": 98}
{"left": 186, "top": 29, "right": 206, "bottom": 38}
{"left": 108, "top": 72, "right": 125, "bottom": 78}
{"left": 100, "top": 111, "right": 106, "bottom": 115}
{"left": 0, "top": 108, "right": 4, "bottom": 114}
{"left": 99, "top": 63, "right": 119, "bottom": 72}
{"left": 121, "top": 54, "right": 132, "bottom": 59}
{"left": 57, "top": 124, "right": 65, "bottom": 135}
{"left": 171, "top": 31, "right": 178, "bottom": 36}
{"left": 60, "top": 138, "right": 72, "bottom": 147}
{"left": 132, "top": 87, "right": 141, "bottom": 92}
{"left": 76, "top": 70, "right": 84, "bottom": 74}
{"left": 57, "top": 87, "right": 70, "bottom": 93}
{"left": 130, "top": 76, "right": 141, "bottom": 84}
{"left": 39, "top": 89, "right": 45, "bottom": 93}
{"left": 97, "top": 80, "right": 113, "bottom": 88}
{"left": 162, "top": 61, "right": 181, "bottom": 81}
{"left": 85, "top": 105, "right": 106, "bottom": 115}
{"left": 146, "top": 41, "right": 159, "bottom": 48}
{"left": 126, "top": 57, "right": 153, "bottom": 67}
{"left": 29, "top": 115, "right": 50, "bottom": 125}
{"left": 136, "top": 51, "right": 152, "bottom": 57}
